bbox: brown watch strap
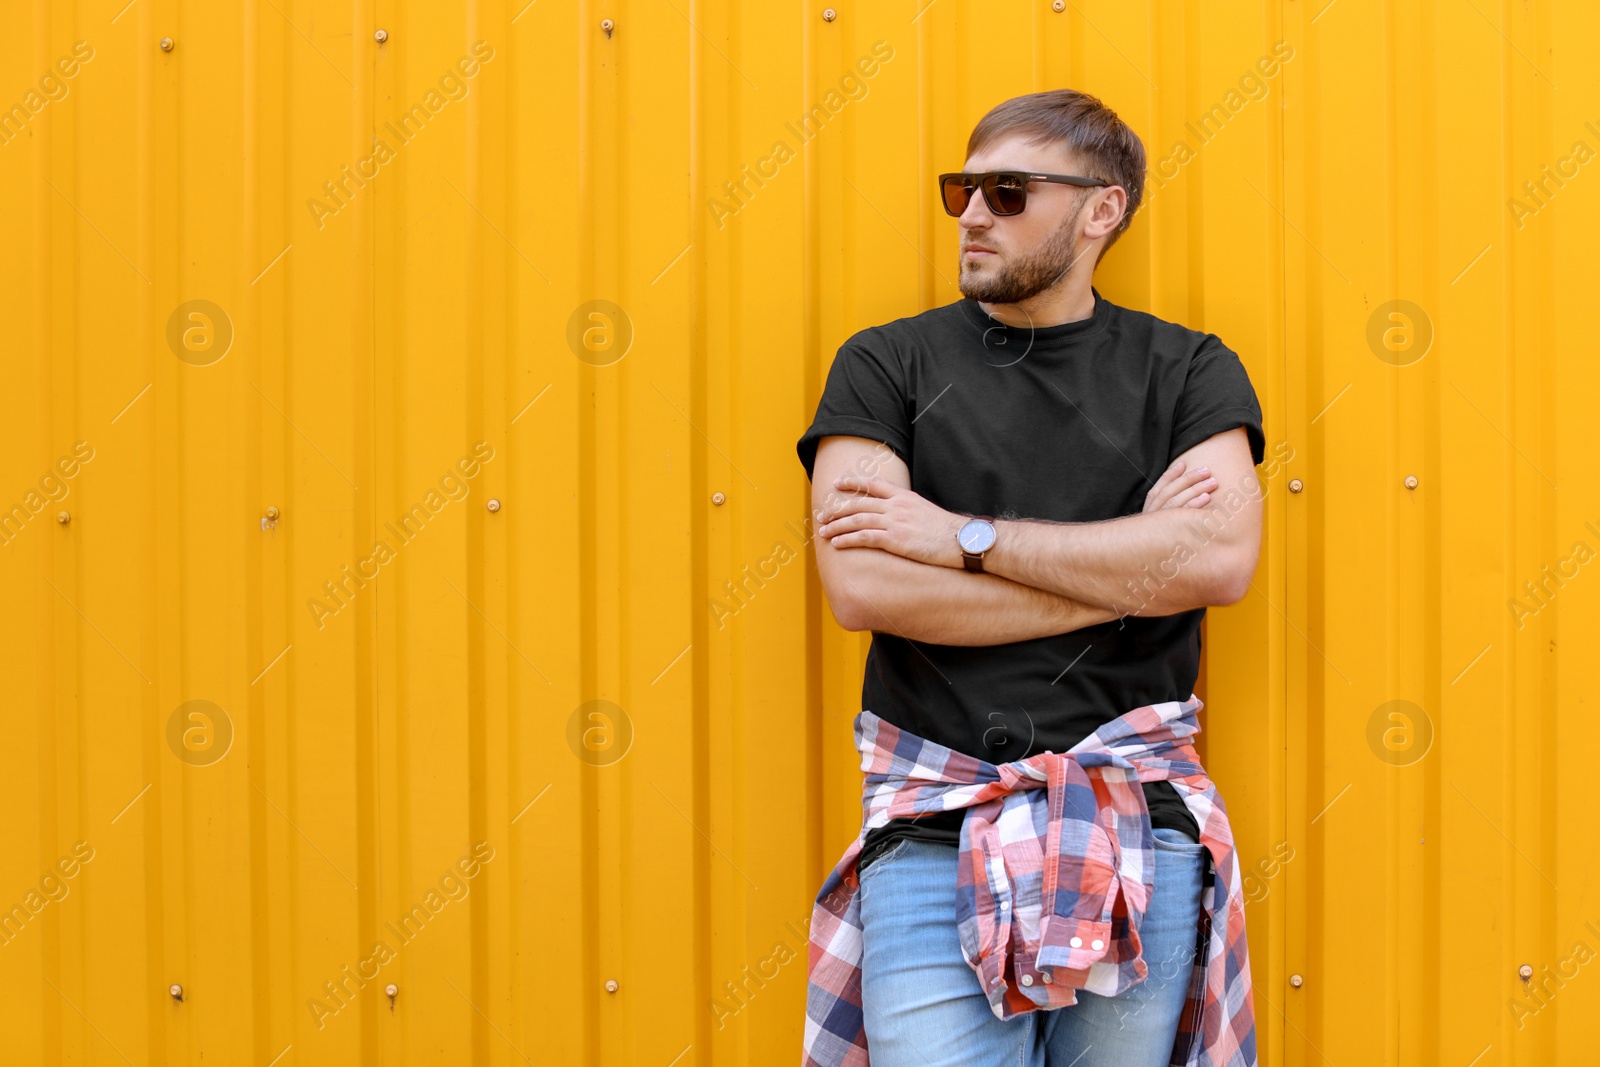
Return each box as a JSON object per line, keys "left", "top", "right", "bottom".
{"left": 961, "top": 515, "right": 995, "bottom": 573}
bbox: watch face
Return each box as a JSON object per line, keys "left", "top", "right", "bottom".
{"left": 959, "top": 518, "right": 996, "bottom": 554}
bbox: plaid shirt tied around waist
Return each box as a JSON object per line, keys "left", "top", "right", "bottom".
{"left": 802, "top": 694, "right": 1258, "bottom": 1067}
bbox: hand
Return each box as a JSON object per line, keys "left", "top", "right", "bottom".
{"left": 1144, "top": 459, "right": 1217, "bottom": 512}
{"left": 818, "top": 474, "right": 966, "bottom": 567}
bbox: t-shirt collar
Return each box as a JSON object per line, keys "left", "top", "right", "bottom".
{"left": 958, "top": 286, "right": 1109, "bottom": 351}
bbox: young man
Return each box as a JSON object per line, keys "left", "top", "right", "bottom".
{"left": 797, "top": 90, "right": 1263, "bottom": 1067}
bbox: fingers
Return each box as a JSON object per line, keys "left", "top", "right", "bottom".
{"left": 1149, "top": 460, "right": 1202, "bottom": 498}
{"left": 1143, "top": 463, "right": 1179, "bottom": 512}
{"left": 1168, "top": 473, "right": 1218, "bottom": 509}
{"left": 1147, "top": 463, "right": 1218, "bottom": 511}
{"left": 832, "top": 473, "right": 895, "bottom": 497}
{"left": 818, "top": 512, "right": 880, "bottom": 538}
{"left": 1148, "top": 459, "right": 1185, "bottom": 496}
{"left": 1167, "top": 485, "right": 1212, "bottom": 508}
{"left": 815, "top": 496, "right": 886, "bottom": 525}
{"left": 1152, "top": 460, "right": 1209, "bottom": 508}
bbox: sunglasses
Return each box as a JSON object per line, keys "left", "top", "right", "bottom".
{"left": 938, "top": 170, "right": 1111, "bottom": 217}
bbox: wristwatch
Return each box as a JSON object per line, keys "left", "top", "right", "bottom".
{"left": 957, "top": 515, "right": 997, "bottom": 573}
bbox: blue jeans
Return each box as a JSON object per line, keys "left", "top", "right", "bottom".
{"left": 857, "top": 827, "right": 1208, "bottom": 1067}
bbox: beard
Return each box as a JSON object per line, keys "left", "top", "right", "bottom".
{"left": 958, "top": 200, "right": 1092, "bottom": 304}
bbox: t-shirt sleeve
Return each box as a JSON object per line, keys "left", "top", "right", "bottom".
{"left": 795, "top": 333, "right": 913, "bottom": 482}
{"left": 1169, "top": 335, "right": 1266, "bottom": 466}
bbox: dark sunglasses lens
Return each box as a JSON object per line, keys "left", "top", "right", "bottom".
{"left": 986, "top": 174, "right": 1026, "bottom": 215}
{"left": 941, "top": 177, "right": 974, "bottom": 216}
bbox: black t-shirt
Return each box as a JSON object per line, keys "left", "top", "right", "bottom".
{"left": 796, "top": 287, "right": 1266, "bottom": 871}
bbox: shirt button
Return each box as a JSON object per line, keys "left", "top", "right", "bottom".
{"left": 1020, "top": 974, "right": 1034, "bottom": 987}
{"left": 1091, "top": 939, "right": 1104, "bottom": 950}
{"left": 1041, "top": 973, "right": 1053, "bottom": 984}
{"left": 1069, "top": 936, "right": 1082, "bottom": 948}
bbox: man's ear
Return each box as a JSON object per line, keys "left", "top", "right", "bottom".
{"left": 1085, "top": 185, "right": 1127, "bottom": 243}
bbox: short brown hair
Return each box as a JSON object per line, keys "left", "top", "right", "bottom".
{"left": 966, "top": 89, "right": 1146, "bottom": 263}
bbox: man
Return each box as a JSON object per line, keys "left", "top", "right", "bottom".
{"left": 796, "top": 89, "right": 1264, "bottom": 1066}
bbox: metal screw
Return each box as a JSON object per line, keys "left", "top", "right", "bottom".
{"left": 266, "top": 506, "right": 280, "bottom": 520}
{"left": 711, "top": 492, "right": 726, "bottom": 506}
{"left": 385, "top": 983, "right": 398, "bottom": 998}
{"left": 159, "top": 37, "right": 174, "bottom": 51}
{"left": 374, "top": 29, "right": 389, "bottom": 43}
{"left": 1288, "top": 973, "right": 1302, "bottom": 988}
{"left": 1288, "top": 478, "right": 1304, "bottom": 494}
{"left": 57, "top": 511, "right": 70, "bottom": 524}
{"left": 1052, "top": 0, "right": 1065, "bottom": 9}
{"left": 1403, "top": 475, "right": 1418, "bottom": 489}
{"left": 486, "top": 498, "right": 502, "bottom": 512}
{"left": 1519, "top": 964, "right": 1533, "bottom": 981}
{"left": 604, "top": 979, "right": 619, "bottom": 993}
{"left": 822, "top": 8, "right": 837, "bottom": 20}
{"left": 601, "top": 18, "right": 615, "bottom": 36}
{"left": 169, "top": 983, "right": 184, "bottom": 1000}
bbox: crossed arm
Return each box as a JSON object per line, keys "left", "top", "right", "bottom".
{"left": 808, "top": 430, "right": 1262, "bottom": 646}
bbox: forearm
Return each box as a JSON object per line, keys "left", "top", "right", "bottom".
{"left": 985, "top": 510, "right": 1239, "bottom": 616}
{"left": 830, "top": 547, "right": 1120, "bottom": 646}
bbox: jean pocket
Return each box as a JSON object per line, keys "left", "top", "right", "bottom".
{"left": 1152, "top": 826, "right": 1206, "bottom": 854}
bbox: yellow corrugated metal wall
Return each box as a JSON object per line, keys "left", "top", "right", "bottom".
{"left": 2, "top": 0, "right": 1595, "bottom": 1063}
